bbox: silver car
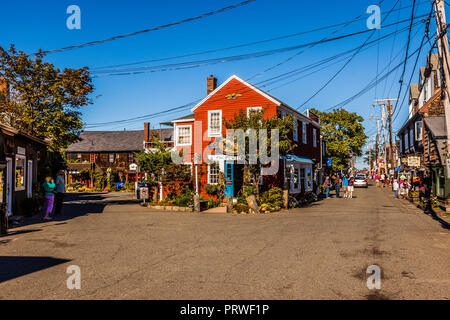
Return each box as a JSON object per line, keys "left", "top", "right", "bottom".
{"left": 353, "top": 175, "right": 368, "bottom": 188}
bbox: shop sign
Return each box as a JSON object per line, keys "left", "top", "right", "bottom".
{"left": 407, "top": 156, "right": 420, "bottom": 167}
{"left": 17, "top": 146, "right": 26, "bottom": 155}
{"left": 129, "top": 163, "right": 138, "bottom": 171}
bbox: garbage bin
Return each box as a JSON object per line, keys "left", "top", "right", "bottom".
{"left": 0, "top": 203, "right": 7, "bottom": 236}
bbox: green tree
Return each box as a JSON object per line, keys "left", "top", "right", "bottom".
{"left": 0, "top": 45, "right": 94, "bottom": 152}
{"left": 310, "top": 108, "right": 367, "bottom": 171}
{"left": 134, "top": 138, "right": 184, "bottom": 202}
{"left": 224, "top": 106, "right": 295, "bottom": 197}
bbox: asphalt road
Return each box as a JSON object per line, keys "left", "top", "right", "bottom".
{"left": 0, "top": 186, "right": 449, "bottom": 300}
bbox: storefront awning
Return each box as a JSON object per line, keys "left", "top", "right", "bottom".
{"left": 282, "top": 155, "right": 315, "bottom": 164}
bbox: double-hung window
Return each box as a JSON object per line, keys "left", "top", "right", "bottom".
{"left": 208, "top": 162, "right": 219, "bottom": 185}
{"left": 247, "top": 106, "right": 262, "bottom": 117}
{"left": 313, "top": 128, "right": 317, "bottom": 148}
{"left": 302, "top": 122, "right": 307, "bottom": 144}
{"left": 208, "top": 110, "right": 222, "bottom": 137}
{"left": 176, "top": 125, "right": 192, "bottom": 146}
{"left": 293, "top": 118, "right": 298, "bottom": 142}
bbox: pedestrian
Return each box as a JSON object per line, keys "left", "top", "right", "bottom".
{"left": 393, "top": 179, "right": 399, "bottom": 199}
{"left": 42, "top": 176, "right": 56, "bottom": 220}
{"left": 54, "top": 170, "right": 66, "bottom": 216}
{"left": 400, "top": 181, "right": 408, "bottom": 199}
{"left": 375, "top": 174, "right": 380, "bottom": 188}
{"left": 342, "top": 176, "right": 349, "bottom": 198}
{"left": 335, "top": 175, "right": 341, "bottom": 198}
{"left": 325, "top": 176, "right": 330, "bottom": 199}
{"left": 380, "top": 173, "right": 385, "bottom": 188}
{"left": 348, "top": 177, "right": 354, "bottom": 198}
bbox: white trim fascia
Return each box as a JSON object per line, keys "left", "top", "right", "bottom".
{"left": 208, "top": 109, "right": 222, "bottom": 138}
{"left": 191, "top": 75, "right": 282, "bottom": 112}
{"left": 172, "top": 118, "right": 195, "bottom": 123}
{"left": 175, "top": 124, "right": 192, "bottom": 147}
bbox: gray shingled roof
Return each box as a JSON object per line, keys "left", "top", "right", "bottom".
{"left": 172, "top": 114, "right": 195, "bottom": 122}
{"left": 66, "top": 129, "right": 173, "bottom": 152}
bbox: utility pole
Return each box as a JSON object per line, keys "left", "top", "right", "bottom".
{"left": 434, "top": 0, "right": 450, "bottom": 177}
{"left": 374, "top": 99, "right": 398, "bottom": 172}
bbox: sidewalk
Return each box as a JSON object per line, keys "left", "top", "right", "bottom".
{"left": 373, "top": 180, "right": 450, "bottom": 228}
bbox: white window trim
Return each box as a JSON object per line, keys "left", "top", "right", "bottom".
{"left": 15, "top": 154, "right": 26, "bottom": 191}
{"left": 207, "top": 162, "right": 219, "bottom": 185}
{"left": 208, "top": 110, "right": 222, "bottom": 138}
{"left": 175, "top": 125, "right": 192, "bottom": 147}
{"left": 247, "top": 106, "right": 262, "bottom": 117}
{"left": 415, "top": 121, "right": 423, "bottom": 141}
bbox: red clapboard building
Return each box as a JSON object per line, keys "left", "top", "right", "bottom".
{"left": 172, "top": 75, "right": 322, "bottom": 198}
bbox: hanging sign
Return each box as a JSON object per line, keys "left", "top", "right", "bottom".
{"left": 407, "top": 156, "right": 420, "bottom": 167}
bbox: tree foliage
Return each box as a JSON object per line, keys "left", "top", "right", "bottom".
{"left": 0, "top": 45, "right": 94, "bottom": 151}
{"left": 224, "top": 106, "right": 295, "bottom": 196}
{"left": 310, "top": 108, "right": 367, "bottom": 170}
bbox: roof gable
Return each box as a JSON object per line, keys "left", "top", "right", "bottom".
{"left": 191, "top": 75, "right": 282, "bottom": 112}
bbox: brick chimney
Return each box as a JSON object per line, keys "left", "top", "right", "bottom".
{"left": 0, "top": 78, "right": 9, "bottom": 103}
{"left": 144, "top": 122, "right": 150, "bottom": 142}
{"left": 207, "top": 75, "right": 217, "bottom": 95}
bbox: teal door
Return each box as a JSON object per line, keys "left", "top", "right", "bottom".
{"left": 224, "top": 161, "right": 234, "bottom": 197}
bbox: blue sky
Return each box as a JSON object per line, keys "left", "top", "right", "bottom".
{"left": 0, "top": 0, "right": 438, "bottom": 167}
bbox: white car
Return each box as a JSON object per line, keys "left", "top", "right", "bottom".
{"left": 353, "top": 175, "right": 368, "bottom": 188}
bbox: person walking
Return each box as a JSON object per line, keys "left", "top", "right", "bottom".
{"left": 335, "top": 175, "right": 341, "bottom": 198}
{"left": 380, "top": 173, "right": 386, "bottom": 188}
{"left": 325, "top": 176, "right": 331, "bottom": 199}
{"left": 348, "top": 177, "right": 354, "bottom": 198}
{"left": 54, "top": 170, "right": 66, "bottom": 216}
{"left": 393, "top": 179, "right": 399, "bottom": 199}
{"left": 42, "top": 176, "right": 56, "bottom": 220}
{"left": 342, "top": 176, "right": 349, "bottom": 198}
{"left": 375, "top": 174, "right": 380, "bottom": 188}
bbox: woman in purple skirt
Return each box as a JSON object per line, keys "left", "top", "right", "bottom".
{"left": 42, "top": 176, "right": 56, "bottom": 220}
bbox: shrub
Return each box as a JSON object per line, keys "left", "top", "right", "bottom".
{"left": 207, "top": 198, "right": 221, "bottom": 209}
{"left": 174, "top": 191, "right": 193, "bottom": 207}
{"left": 234, "top": 203, "right": 249, "bottom": 213}
{"left": 261, "top": 187, "right": 283, "bottom": 208}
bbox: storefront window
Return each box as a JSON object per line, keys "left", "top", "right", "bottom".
{"left": 293, "top": 168, "right": 299, "bottom": 189}
{"left": 300, "top": 168, "right": 306, "bottom": 192}
{"left": 307, "top": 169, "right": 312, "bottom": 190}
{"left": 15, "top": 155, "right": 25, "bottom": 191}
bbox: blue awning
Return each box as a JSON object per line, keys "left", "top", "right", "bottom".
{"left": 281, "top": 154, "right": 315, "bottom": 164}
{"left": 394, "top": 166, "right": 402, "bottom": 172}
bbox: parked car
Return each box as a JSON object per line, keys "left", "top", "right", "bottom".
{"left": 353, "top": 175, "right": 368, "bottom": 188}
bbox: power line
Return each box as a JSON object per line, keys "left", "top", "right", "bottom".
{"left": 36, "top": 0, "right": 256, "bottom": 55}
{"left": 245, "top": 0, "right": 387, "bottom": 81}
{"left": 297, "top": 0, "right": 402, "bottom": 110}
{"left": 84, "top": 17, "right": 424, "bottom": 128}
{"left": 327, "top": 20, "right": 428, "bottom": 112}
{"left": 88, "top": 1, "right": 425, "bottom": 72}
{"left": 90, "top": 14, "right": 427, "bottom": 78}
